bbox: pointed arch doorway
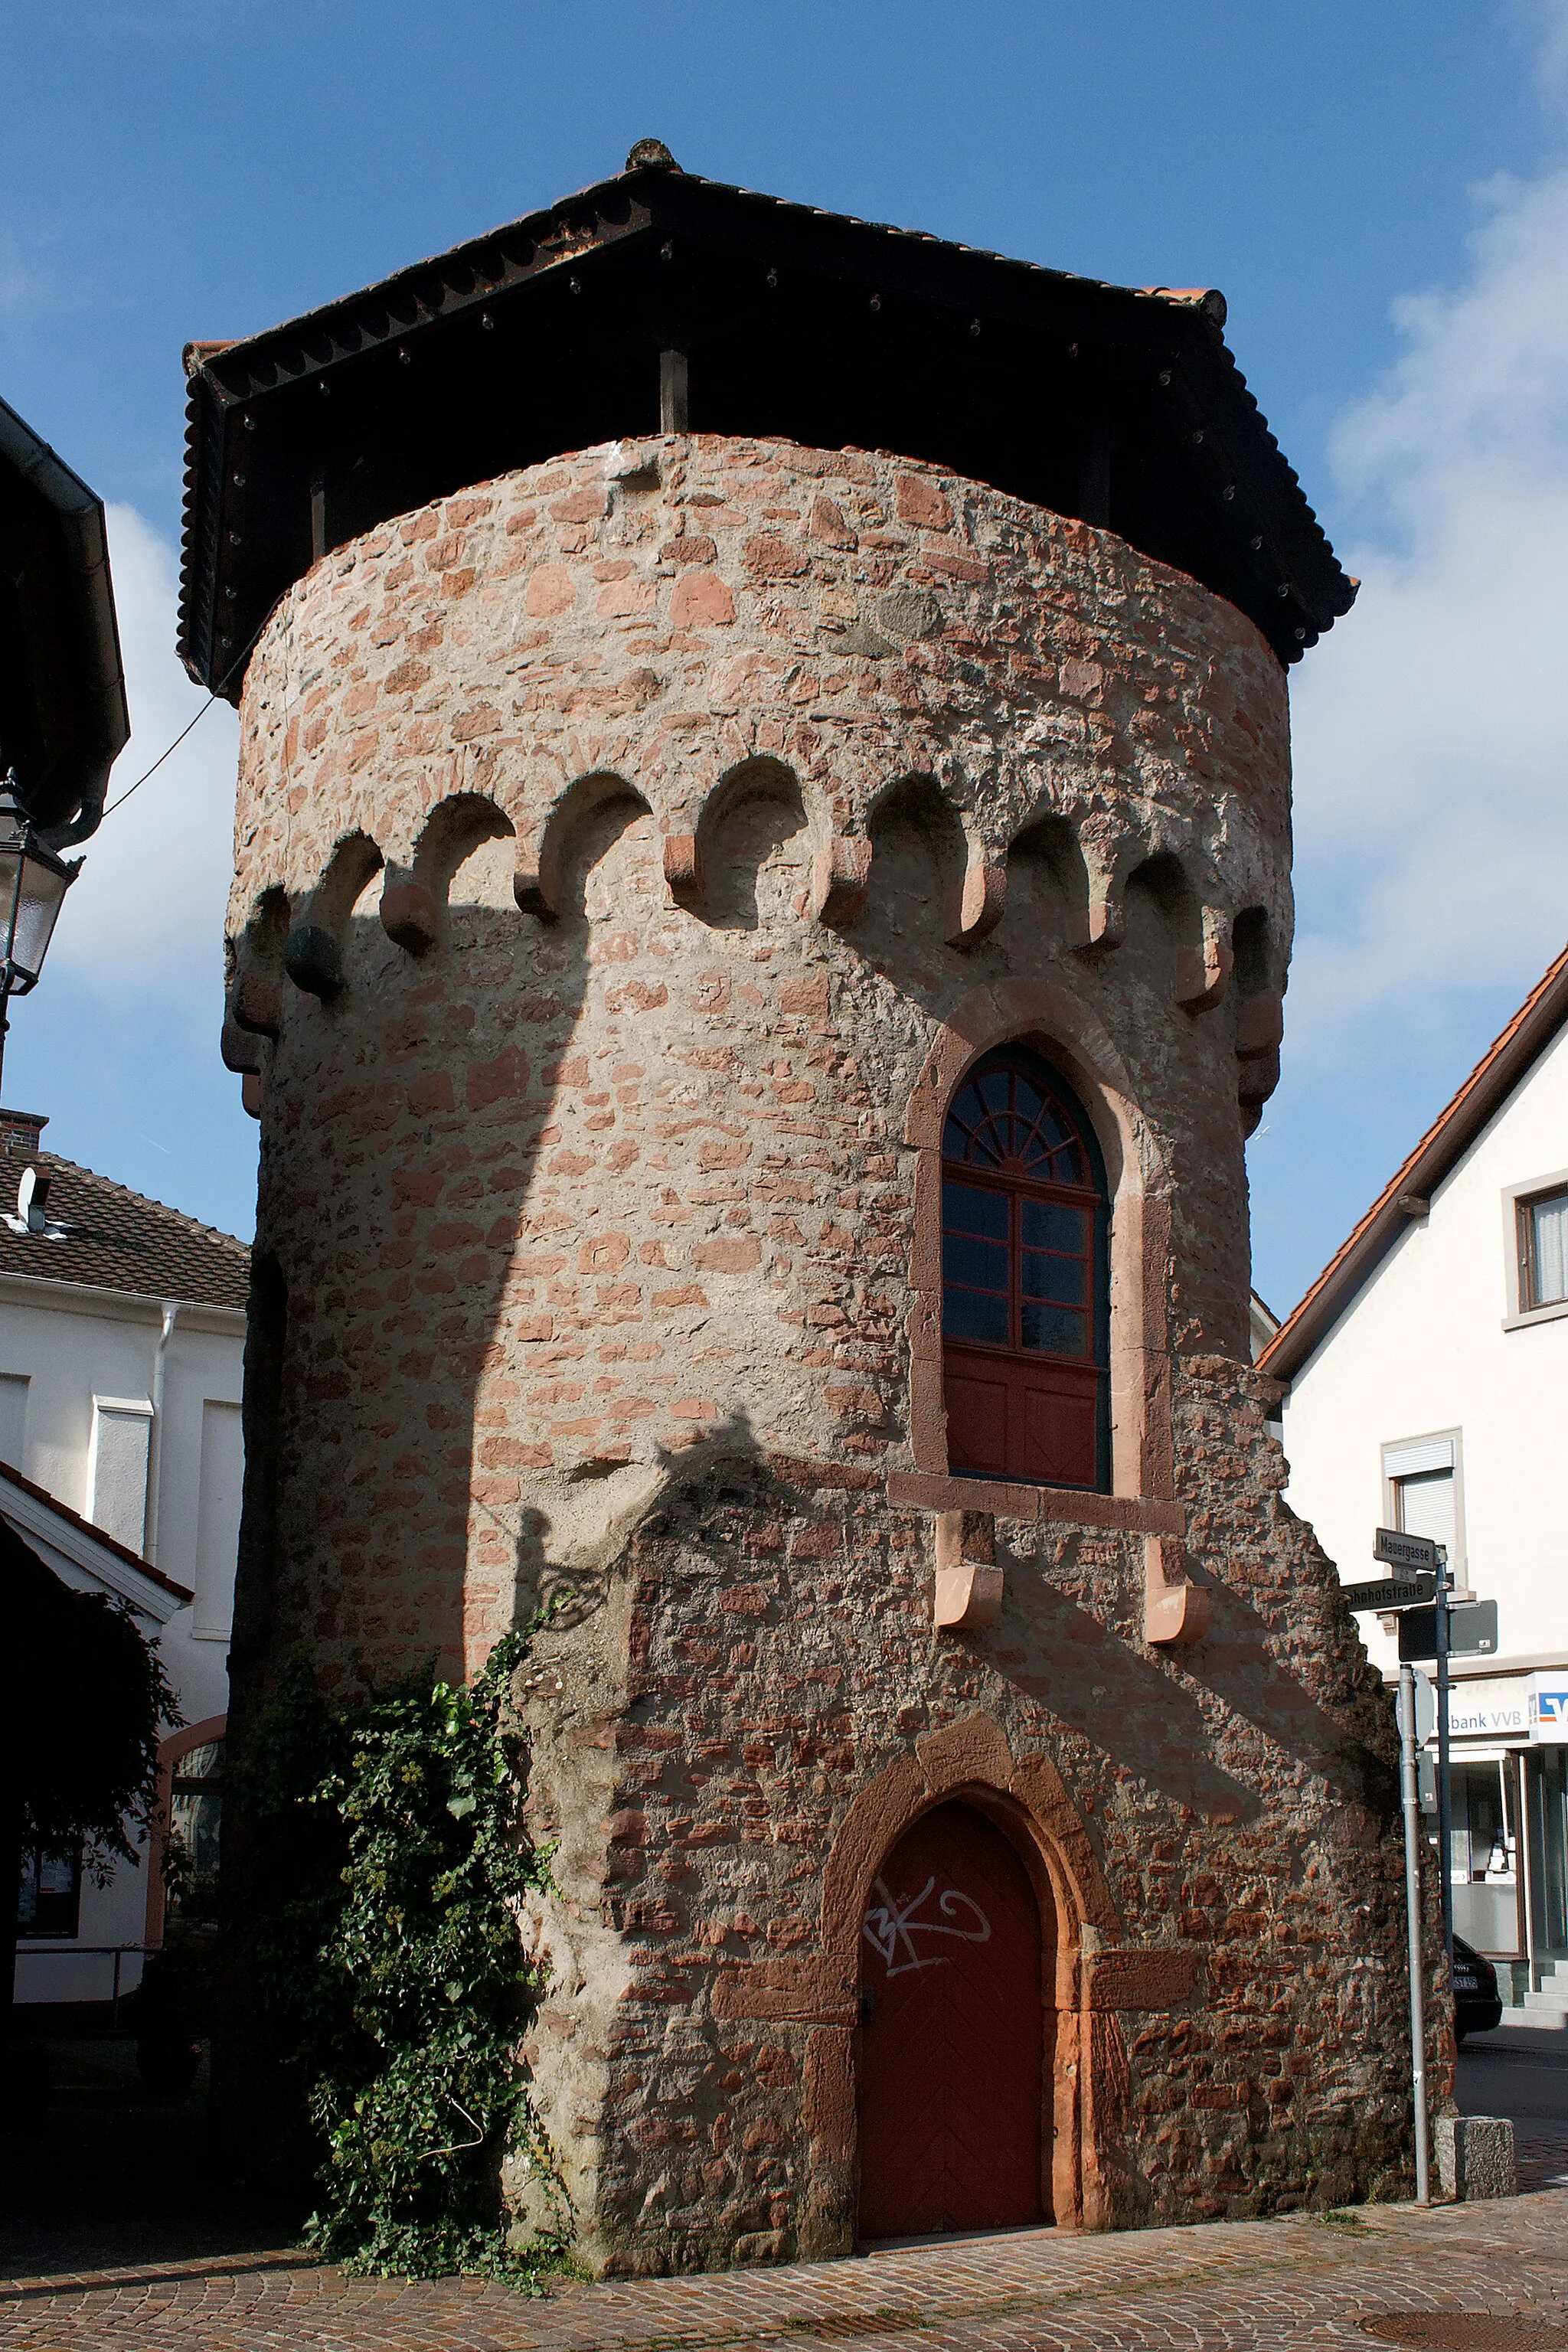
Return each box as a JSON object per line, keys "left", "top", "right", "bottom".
{"left": 857, "top": 1801, "right": 1054, "bottom": 2239}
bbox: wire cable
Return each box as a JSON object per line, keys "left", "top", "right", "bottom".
{"left": 98, "top": 621, "right": 268, "bottom": 822}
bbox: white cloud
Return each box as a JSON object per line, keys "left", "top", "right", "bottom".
{"left": 49, "top": 504, "right": 239, "bottom": 1014}
{"left": 1285, "top": 156, "right": 1568, "bottom": 1063}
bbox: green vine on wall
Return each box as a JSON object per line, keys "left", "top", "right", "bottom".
{"left": 241, "top": 1629, "right": 565, "bottom": 2280}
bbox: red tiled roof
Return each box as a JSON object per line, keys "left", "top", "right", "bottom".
{"left": 1259, "top": 939, "right": 1568, "bottom": 1384}
{"left": 0, "top": 1113, "right": 250, "bottom": 1310}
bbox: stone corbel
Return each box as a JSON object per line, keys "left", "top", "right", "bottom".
{"left": 231, "top": 967, "right": 283, "bottom": 1037}
{"left": 283, "top": 923, "right": 343, "bottom": 1001}
{"left": 1236, "top": 992, "right": 1285, "bottom": 1134}
{"left": 1078, "top": 856, "right": 1125, "bottom": 959}
{"left": 513, "top": 834, "right": 560, "bottom": 922}
{"left": 813, "top": 836, "right": 872, "bottom": 929}
{"left": 1175, "top": 908, "right": 1233, "bottom": 1014}
{"left": 933, "top": 1509, "right": 1003, "bottom": 1630}
{"left": 379, "top": 867, "right": 441, "bottom": 956}
{"left": 220, "top": 1014, "right": 263, "bottom": 1076}
{"left": 943, "top": 855, "right": 1007, "bottom": 950}
{"left": 662, "top": 831, "right": 707, "bottom": 913}
{"left": 1144, "top": 1533, "right": 1210, "bottom": 1648}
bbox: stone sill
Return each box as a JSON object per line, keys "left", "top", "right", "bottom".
{"left": 887, "top": 1469, "right": 1184, "bottom": 1537}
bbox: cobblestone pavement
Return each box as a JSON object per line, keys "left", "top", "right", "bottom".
{"left": 7, "top": 2185, "right": 1568, "bottom": 2352}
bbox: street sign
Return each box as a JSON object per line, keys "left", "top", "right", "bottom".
{"left": 1342, "top": 1574, "right": 1438, "bottom": 1612}
{"left": 1397, "top": 1599, "right": 1499, "bottom": 1663}
{"left": 1375, "top": 1527, "right": 1443, "bottom": 1574}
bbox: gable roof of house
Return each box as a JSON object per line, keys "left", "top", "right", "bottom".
{"left": 178, "top": 146, "right": 1354, "bottom": 696}
{"left": 0, "top": 1456, "right": 191, "bottom": 1621}
{"left": 0, "top": 1113, "right": 250, "bottom": 1311}
{"left": 1259, "top": 938, "right": 1568, "bottom": 1385}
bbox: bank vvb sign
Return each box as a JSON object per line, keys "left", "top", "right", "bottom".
{"left": 1435, "top": 1674, "right": 1568, "bottom": 1743}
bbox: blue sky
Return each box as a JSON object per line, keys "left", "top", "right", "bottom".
{"left": 4, "top": 0, "right": 1567, "bottom": 1315}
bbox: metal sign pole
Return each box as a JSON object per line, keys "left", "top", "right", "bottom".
{"left": 1399, "top": 1664, "right": 1430, "bottom": 2205}
{"left": 1435, "top": 1547, "right": 1453, "bottom": 1957}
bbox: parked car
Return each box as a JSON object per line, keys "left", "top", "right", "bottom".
{"left": 1452, "top": 1933, "right": 1503, "bottom": 2042}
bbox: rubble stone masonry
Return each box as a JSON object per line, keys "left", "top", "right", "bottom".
{"left": 222, "top": 433, "right": 1426, "bottom": 2274}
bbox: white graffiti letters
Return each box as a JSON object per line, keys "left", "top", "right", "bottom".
{"left": 861, "top": 1873, "right": 992, "bottom": 1978}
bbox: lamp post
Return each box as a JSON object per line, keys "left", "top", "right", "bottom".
{"left": 0, "top": 784, "right": 81, "bottom": 1102}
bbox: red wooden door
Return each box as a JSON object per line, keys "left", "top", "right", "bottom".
{"left": 857, "top": 1802, "right": 1048, "bottom": 2239}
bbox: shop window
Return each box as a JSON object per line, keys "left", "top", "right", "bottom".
{"left": 16, "top": 1846, "right": 81, "bottom": 1939}
{"left": 940, "top": 1046, "right": 1109, "bottom": 1489}
{"left": 1519, "top": 1185, "right": 1568, "bottom": 1313}
{"left": 1449, "top": 1759, "right": 1521, "bottom": 1958}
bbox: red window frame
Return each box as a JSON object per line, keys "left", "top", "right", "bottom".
{"left": 939, "top": 1050, "right": 1109, "bottom": 1491}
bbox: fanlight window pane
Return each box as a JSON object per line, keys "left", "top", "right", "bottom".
{"left": 944, "top": 1288, "right": 1010, "bottom": 1346}
{"left": 1527, "top": 1191, "right": 1568, "bottom": 1308}
{"left": 942, "top": 1069, "right": 1088, "bottom": 1182}
{"left": 1021, "top": 1302, "right": 1088, "bottom": 1354}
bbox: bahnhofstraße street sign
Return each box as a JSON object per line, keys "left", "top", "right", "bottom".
{"left": 1342, "top": 1573, "right": 1438, "bottom": 1612}
{"left": 1374, "top": 1527, "right": 1443, "bottom": 1574}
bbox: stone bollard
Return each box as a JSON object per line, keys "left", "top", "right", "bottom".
{"left": 1436, "top": 2114, "right": 1517, "bottom": 2200}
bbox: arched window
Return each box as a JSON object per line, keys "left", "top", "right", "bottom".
{"left": 941, "top": 1045, "right": 1109, "bottom": 1489}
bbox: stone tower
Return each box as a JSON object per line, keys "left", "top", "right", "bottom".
{"left": 186, "top": 152, "right": 1417, "bottom": 2273}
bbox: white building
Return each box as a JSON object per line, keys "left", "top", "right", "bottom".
{"left": 0, "top": 1105, "right": 248, "bottom": 2011}
{"left": 1261, "top": 941, "right": 1568, "bottom": 2017}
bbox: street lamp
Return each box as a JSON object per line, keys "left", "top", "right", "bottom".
{"left": 0, "top": 785, "right": 81, "bottom": 1102}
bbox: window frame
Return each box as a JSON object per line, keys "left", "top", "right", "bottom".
{"left": 939, "top": 1046, "right": 1112, "bottom": 1493}
{"left": 1501, "top": 1166, "right": 1568, "bottom": 1331}
{"left": 1381, "top": 1428, "right": 1468, "bottom": 1596}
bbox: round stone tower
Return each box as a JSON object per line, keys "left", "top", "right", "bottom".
{"left": 191, "top": 156, "right": 1419, "bottom": 2275}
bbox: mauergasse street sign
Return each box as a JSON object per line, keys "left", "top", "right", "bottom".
{"left": 1374, "top": 1527, "right": 1442, "bottom": 1575}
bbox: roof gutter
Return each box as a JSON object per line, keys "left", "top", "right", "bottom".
{"left": 0, "top": 394, "right": 130, "bottom": 848}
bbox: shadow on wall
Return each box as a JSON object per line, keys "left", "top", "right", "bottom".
{"left": 228, "top": 760, "right": 851, "bottom": 1697}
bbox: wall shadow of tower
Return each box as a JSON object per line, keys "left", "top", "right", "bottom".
{"left": 191, "top": 152, "right": 1417, "bottom": 2274}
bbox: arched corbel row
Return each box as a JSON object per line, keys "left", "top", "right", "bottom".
{"left": 285, "top": 831, "right": 384, "bottom": 1000}
{"left": 381, "top": 792, "right": 516, "bottom": 956}
{"left": 514, "top": 771, "right": 650, "bottom": 920}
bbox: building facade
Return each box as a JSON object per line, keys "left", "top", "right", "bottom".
{"left": 1264, "top": 942, "right": 1568, "bottom": 2019}
{"left": 191, "top": 152, "right": 1418, "bottom": 2272}
{"left": 0, "top": 1107, "right": 248, "bottom": 2005}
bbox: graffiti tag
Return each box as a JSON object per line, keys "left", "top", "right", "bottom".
{"left": 861, "top": 1873, "right": 992, "bottom": 1978}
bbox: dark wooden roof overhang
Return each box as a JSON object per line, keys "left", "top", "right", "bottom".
{"left": 178, "top": 156, "right": 1357, "bottom": 700}
{"left": 0, "top": 394, "right": 129, "bottom": 845}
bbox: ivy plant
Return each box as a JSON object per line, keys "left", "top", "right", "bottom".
{"left": 242, "top": 1630, "right": 564, "bottom": 2280}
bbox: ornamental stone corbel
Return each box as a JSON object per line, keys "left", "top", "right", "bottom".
{"left": 933, "top": 1508, "right": 1003, "bottom": 1629}
{"left": 1144, "top": 1532, "right": 1211, "bottom": 1647}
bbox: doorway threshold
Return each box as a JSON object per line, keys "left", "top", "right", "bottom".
{"left": 858, "top": 2221, "right": 1057, "bottom": 2255}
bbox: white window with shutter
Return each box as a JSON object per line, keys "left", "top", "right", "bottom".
{"left": 1383, "top": 1432, "right": 1465, "bottom": 1587}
